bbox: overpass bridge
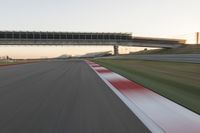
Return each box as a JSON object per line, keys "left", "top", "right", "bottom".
{"left": 0, "top": 31, "right": 186, "bottom": 55}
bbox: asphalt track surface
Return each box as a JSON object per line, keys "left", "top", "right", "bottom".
{"left": 0, "top": 60, "right": 150, "bottom": 133}
{"left": 107, "top": 54, "right": 200, "bottom": 63}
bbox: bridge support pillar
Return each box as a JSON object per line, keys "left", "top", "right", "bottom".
{"left": 113, "top": 45, "right": 119, "bottom": 55}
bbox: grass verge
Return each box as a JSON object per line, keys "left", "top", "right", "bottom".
{"left": 93, "top": 59, "right": 200, "bottom": 114}
{"left": 0, "top": 60, "right": 40, "bottom": 66}
{"left": 132, "top": 45, "right": 200, "bottom": 54}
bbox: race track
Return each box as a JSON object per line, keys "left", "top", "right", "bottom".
{"left": 0, "top": 60, "right": 149, "bottom": 133}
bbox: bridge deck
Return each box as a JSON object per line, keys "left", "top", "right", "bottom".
{"left": 0, "top": 31, "right": 186, "bottom": 48}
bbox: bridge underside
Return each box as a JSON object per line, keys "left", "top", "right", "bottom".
{"left": 0, "top": 40, "right": 183, "bottom": 47}
{"left": 0, "top": 40, "right": 184, "bottom": 55}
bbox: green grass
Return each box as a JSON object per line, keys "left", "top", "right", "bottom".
{"left": 0, "top": 61, "right": 17, "bottom": 65}
{"left": 132, "top": 45, "right": 200, "bottom": 54}
{"left": 93, "top": 59, "right": 200, "bottom": 114}
{"left": 0, "top": 60, "right": 39, "bottom": 66}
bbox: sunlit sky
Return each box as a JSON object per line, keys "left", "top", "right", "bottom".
{"left": 0, "top": 0, "right": 200, "bottom": 58}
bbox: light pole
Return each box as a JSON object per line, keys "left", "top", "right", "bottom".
{"left": 196, "top": 32, "right": 199, "bottom": 45}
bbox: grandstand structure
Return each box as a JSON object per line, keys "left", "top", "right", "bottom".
{"left": 0, "top": 31, "right": 186, "bottom": 55}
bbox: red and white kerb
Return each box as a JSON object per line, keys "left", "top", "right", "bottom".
{"left": 86, "top": 61, "right": 200, "bottom": 133}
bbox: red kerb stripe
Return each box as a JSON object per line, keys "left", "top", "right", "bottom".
{"left": 96, "top": 69, "right": 112, "bottom": 73}
{"left": 91, "top": 65, "right": 101, "bottom": 67}
{"left": 109, "top": 80, "right": 144, "bottom": 91}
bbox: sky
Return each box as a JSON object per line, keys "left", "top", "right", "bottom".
{"left": 0, "top": 0, "right": 200, "bottom": 58}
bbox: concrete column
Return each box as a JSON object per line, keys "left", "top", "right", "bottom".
{"left": 114, "top": 45, "right": 119, "bottom": 55}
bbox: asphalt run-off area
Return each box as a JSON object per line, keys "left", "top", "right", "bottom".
{"left": 0, "top": 60, "right": 150, "bottom": 133}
